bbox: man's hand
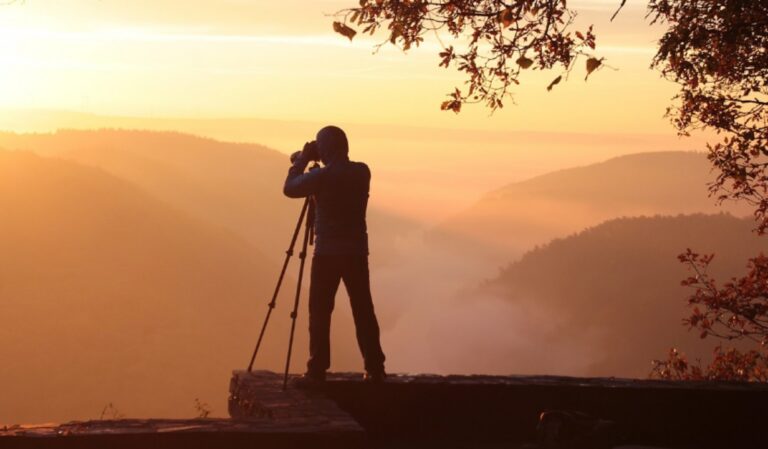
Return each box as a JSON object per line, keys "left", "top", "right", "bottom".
{"left": 284, "top": 143, "right": 323, "bottom": 198}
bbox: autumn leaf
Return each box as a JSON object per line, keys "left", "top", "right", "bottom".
{"left": 585, "top": 57, "right": 603, "bottom": 80}
{"left": 439, "top": 46, "right": 454, "bottom": 68}
{"left": 440, "top": 100, "right": 461, "bottom": 113}
{"left": 333, "top": 21, "right": 357, "bottom": 41}
{"left": 546, "top": 75, "right": 562, "bottom": 91}
{"left": 498, "top": 8, "right": 515, "bottom": 28}
{"left": 516, "top": 56, "right": 533, "bottom": 69}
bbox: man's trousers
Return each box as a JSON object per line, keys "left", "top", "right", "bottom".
{"left": 306, "top": 254, "right": 386, "bottom": 375}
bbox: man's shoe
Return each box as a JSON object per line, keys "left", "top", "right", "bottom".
{"left": 363, "top": 371, "right": 386, "bottom": 384}
{"left": 291, "top": 372, "right": 326, "bottom": 390}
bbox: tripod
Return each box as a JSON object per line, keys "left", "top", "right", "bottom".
{"left": 247, "top": 192, "right": 315, "bottom": 391}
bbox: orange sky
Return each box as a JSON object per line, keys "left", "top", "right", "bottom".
{"left": 1, "top": 0, "right": 679, "bottom": 133}
{"left": 0, "top": 1, "right": 716, "bottom": 223}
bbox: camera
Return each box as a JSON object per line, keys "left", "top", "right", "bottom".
{"left": 304, "top": 141, "right": 320, "bottom": 161}
{"left": 290, "top": 141, "right": 320, "bottom": 163}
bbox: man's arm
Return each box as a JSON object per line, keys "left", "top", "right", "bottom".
{"left": 283, "top": 152, "right": 323, "bottom": 198}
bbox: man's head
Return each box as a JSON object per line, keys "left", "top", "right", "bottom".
{"left": 316, "top": 125, "right": 349, "bottom": 165}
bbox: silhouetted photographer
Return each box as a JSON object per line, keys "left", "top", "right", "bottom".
{"left": 284, "top": 126, "right": 386, "bottom": 388}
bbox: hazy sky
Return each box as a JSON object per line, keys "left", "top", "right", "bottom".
{"left": 1, "top": 0, "right": 681, "bottom": 133}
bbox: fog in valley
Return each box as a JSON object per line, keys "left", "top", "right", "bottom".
{"left": 0, "top": 117, "right": 758, "bottom": 424}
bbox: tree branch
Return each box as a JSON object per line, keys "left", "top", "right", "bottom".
{"left": 610, "top": 0, "right": 627, "bottom": 21}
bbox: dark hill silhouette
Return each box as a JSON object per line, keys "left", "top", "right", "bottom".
{"left": 0, "top": 150, "right": 310, "bottom": 423}
{"left": 481, "top": 213, "right": 766, "bottom": 378}
{"left": 432, "top": 152, "right": 751, "bottom": 261}
{"left": 0, "top": 129, "right": 413, "bottom": 263}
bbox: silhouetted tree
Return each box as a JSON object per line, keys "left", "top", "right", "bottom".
{"left": 647, "top": 1, "right": 768, "bottom": 381}
{"left": 649, "top": 0, "right": 768, "bottom": 233}
{"left": 651, "top": 250, "right": 768, "bottom": 381}
{"left": 332, "top": 0, "right": 601, "bottom": 112}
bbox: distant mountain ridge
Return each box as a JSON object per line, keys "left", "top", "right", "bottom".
{"left": 0, "top": 129, "right": 293, "bottom": 256}
{"left": 0, "top": 129, "right": 415, "bottom": 262}
{"left": 479, "top": 213, "right": 765, "bottom": 378}
{"left": 431, "top": 151, "right": 751, "bottom": 261}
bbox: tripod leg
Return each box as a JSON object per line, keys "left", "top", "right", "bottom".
{"left": 247, "top": 197, "right": 310, "bottom": 372}
{"left": 282, "top": 214, "right": 313, "bottom": 390}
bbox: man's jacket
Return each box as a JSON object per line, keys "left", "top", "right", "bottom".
{"left": 283, "top": 155, "right": 370, "bottom": 255}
